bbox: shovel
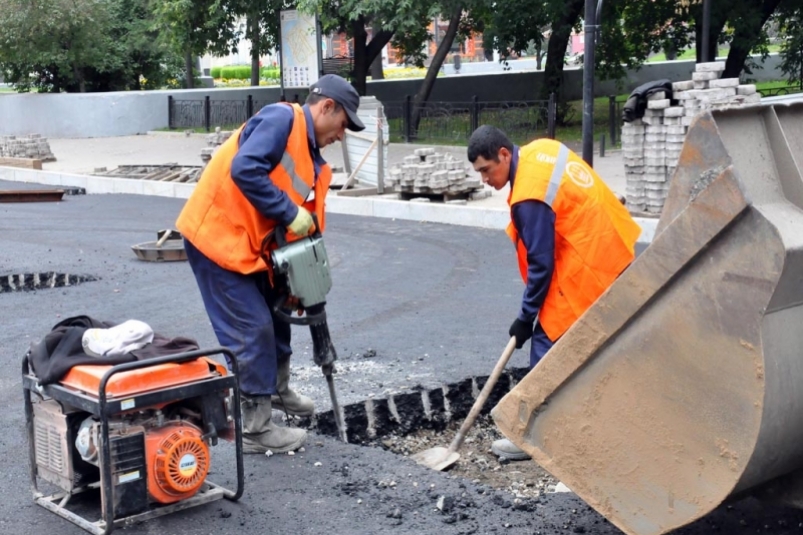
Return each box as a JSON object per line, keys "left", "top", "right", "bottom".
{"left": 412, "top": 336, "right": 518, "bottom": 471}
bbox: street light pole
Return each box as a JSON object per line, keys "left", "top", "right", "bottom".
{"left": 582, "top": 0, "right": 598, "bottom": 166}
{"left": 701, "top": 0, "right": 711, "bottom": 62}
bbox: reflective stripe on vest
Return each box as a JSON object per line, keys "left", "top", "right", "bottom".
{"left": 281, "top": 151, "right": 312, "bottom": 200}
{"left": 544, "top": 144, "right": 569, "bottom": 207}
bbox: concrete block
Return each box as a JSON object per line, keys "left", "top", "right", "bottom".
{"left": 681, "top": 116, "right": 695, "bottom": 126}
{"left": 645, "top": 134, "right": 666, "bottom": 143}
{"left": 709, "top": 78, "right": 740, "bottom": 88}
{"left": 622, "top": 123, "right": 646, "bottom": 133}
{"left": 663, "top": 106, "right": 684, "bottom": 117}
{"left": 648, "top": 91, "right": 667, "bottom": 100}
{"left": 695, "top": 61, "right": 726, "bottom": 72}
{"left": 666, "top": 134, "right": 686, "bottom": 143}
{"left": 737, "top": 84, "right": 757, "bottom": 95}
{"left": 693, "top": 81, "right": 709, "bottom": 90}
{"left": 645, "top": 157, "right": 665, "bottom": 167}
{"left": 744, "top": 93, "right": 762, "bottom": 103}
{"left": 692, "top": 71, "right": 718, "bottom": 82}
{"left": 647, "top": 99, "right": 671, "bottom": 109}
{"left": 403, "top": 155, "right": 418, "bottom": 164}
{"left": 665, "top": 125, "right": 686, "bottom": 135}
{"left": 672, "top": 80, "right": 695, "bottom": 91}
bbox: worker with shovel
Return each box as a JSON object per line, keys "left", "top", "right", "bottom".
{"left": 176, "top": 75, "right": 365, "bottom": 454}
{"left": 468, "top": 125, "right": 640, "bottom": 461}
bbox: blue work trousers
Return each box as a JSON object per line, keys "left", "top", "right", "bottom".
{"left": 184, "top": 239, "right": 291, "bottom": 396}
{"left": 530, "top": 322, "right": 554, "bottom": 368}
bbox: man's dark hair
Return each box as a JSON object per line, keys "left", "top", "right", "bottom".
{"left": 306, "top": 92, "right": 343, "bottom": 111}
{"left": 467, "top": 125, "right": 513, "bottom": 163}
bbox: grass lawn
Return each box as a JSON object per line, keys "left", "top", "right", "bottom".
{"left": 648, "top": 44, "right": 783, "bottom": 63}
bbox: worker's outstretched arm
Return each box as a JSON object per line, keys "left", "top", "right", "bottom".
{"left": 509, "top": 200, "right": 555, "bottom": 348}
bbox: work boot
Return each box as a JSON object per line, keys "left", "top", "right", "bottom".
{"left": 240, "top": 395, "right": 307, "bottom": 454}
{"left": 271, "top": 359, "right": 315, "bottom": 417}
{"left": 491, "top": 438, "right": 531, "bottom": 461}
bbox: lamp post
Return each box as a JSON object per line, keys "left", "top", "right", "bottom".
{"left": 701, "top": 0, "right": 711, "bottom": 62}
{"left": 581, "top": 0, "right": 598, "bottom": 166}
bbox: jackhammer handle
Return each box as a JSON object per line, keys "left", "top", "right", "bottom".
{"left": 447, "top": 336, "right": 517, "bottom": 454}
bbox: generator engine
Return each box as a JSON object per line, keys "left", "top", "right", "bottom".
{"left": 71, "top": 406, "right": 217, "bottom": 505}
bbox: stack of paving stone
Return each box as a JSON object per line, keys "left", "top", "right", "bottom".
{"left": 199, "top": 127, "right": 233, "bottom": 167}
{"left": 624, "top": 61, "right": 761, "bottom": 214}
{"left": 0, "top": 134, "right": 56, "bottom": 161}
{"left": 386, "top": 147, "right": 489, "bottom": 200}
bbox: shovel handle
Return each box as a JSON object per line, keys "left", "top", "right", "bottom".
{"left": 447, "top": 336, "right": 518, "bottom": 454}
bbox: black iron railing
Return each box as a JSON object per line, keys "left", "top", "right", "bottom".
{"left": 757, "top": 83, "right": 803, "bottom": 97}
{"left": 384, "top": 95, "right": 556, "bottom": 144}
{"left": 168, "top": 94, "right": 557, "bottom": 142}
{"left": 168, "top": 95, "right": 274, "bottom": 131}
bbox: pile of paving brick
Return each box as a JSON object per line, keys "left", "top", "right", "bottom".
{"left": 387, "top": 147, "right": 490, "bottom": 200}
{"left": 199, "top": 127, "right": 233, "bottom": 167}
{"left": 0, "top": 134, "right": 56, "bottom": 161}
{"left": 623, "top": 61, "right": 761, "bottom": 214}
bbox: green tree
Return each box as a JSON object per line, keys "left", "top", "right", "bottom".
{"left": 153, "top": 0, "right": 239, "bottom": 89}
{"left": 297, "top": 0, "right": 435, "bottom": 95}
{"left": 777, "top": 5, "right": 803, "bottom": 87}
{"left": 225, "top": 0, "right": 288, "bottom": 87}
{"left": 0, "top": 0, "right": 188, "bottom": 92}
{"left": 0, "top": 0, "right": 122, "bottom": 92}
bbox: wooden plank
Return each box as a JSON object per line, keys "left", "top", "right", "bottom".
{"left": 0, "top": 157, "right": 43, "bottom": 170}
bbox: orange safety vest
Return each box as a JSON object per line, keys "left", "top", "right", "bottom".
{"left": 506, "top": 139, "right": 640, "bottom": 341}
{"left": 176, "top": 103, "right": 332, "bottom": 275}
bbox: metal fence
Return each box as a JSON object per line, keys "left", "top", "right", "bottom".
{"left": 167, "top": 94, "right": 557, "bottom": 142}
{"left": 384, "top": 95, "right": 557, "bottom": 144}
{"left": 168, "top": 95, "right": 274, "bottom": 131}
{"left": 758, "top": 82, "right": 803, "bottom": 97}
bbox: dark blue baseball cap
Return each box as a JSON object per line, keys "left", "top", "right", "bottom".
{"left": 310, "top": 74, "right": 365, "bottom": 132}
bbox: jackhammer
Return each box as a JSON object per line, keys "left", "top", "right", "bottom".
{"left": 261, "top": 217, "right": 347, "bottom": 442}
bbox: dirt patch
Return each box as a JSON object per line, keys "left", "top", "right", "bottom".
{"left": 372, "top": 414, "right": 560, "bottom": 499}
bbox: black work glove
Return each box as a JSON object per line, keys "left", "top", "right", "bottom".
{"left": 509, "top": 318, "right": 534, "bottom": 349}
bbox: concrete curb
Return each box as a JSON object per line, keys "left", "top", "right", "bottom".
{"left": 0, "top": 165, "right": 658, "bottom": 242}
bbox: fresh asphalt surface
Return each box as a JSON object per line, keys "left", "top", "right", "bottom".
{"left": 3, "top": 182, "right": 803, "bottom": 534}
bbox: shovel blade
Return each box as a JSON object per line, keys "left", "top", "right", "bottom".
{"left": 411, "top": 447, "right": 460, "bottom": 471}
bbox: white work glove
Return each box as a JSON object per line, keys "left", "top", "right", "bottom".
{"left": 288, "top": 206, "right": 314, "bottom": 236}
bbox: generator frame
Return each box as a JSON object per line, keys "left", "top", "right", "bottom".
{"left": 22, "top": 347, "right": 244, "bottom": 535}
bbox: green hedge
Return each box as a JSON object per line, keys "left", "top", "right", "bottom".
{"left": 212, "top": 65, "right": 281, "bottom": 81}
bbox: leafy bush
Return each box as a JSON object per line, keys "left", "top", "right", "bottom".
{"left": 212, "top": 65, "right": 281, "bottom": 85}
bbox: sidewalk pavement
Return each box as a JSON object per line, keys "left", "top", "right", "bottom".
{"left": 9, "top": 134, "right": 655, "bottom": 241}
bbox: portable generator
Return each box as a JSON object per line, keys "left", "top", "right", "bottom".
{"left": 23, "top": 347, "right": 244, "bottom": 535}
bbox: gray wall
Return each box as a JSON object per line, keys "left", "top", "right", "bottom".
{"left": 0, "top": 54, "right": 788, "bottom": 138}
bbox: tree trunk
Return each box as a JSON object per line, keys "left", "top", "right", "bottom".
{"left": 723, "top": 0, "right": 784, "bottom": 78}
{"left": 695, "top": 10, "right": 727, "bottom": 63}
{"left": 184, "top": 50, "right": 195, "bottom": 89}
{"left": 351, "top": 17, "right": 369, "bottom": 95}
{"left": 411, "top": 6, "right": 463, "bottom": 135}
{"left": 72, "top": 64, "right": 86, "bottom": 93}
{"left": 536, "top": 39, "right": 543, "bottom": 70}
{"left": 249, "top": 15, "right": 261, "bottom": 86}
{"left": 370, "top": 53, "right": 384, "bottom": 80}
{"left": 540, "top": 0, "right": 584, "bottom": 106}
{"left": 351, "top": 17, "right": 394, "bottom": 95}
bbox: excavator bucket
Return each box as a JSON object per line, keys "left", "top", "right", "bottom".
{"left": 491, "top": 100, "right": 803, "bottom": 535}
